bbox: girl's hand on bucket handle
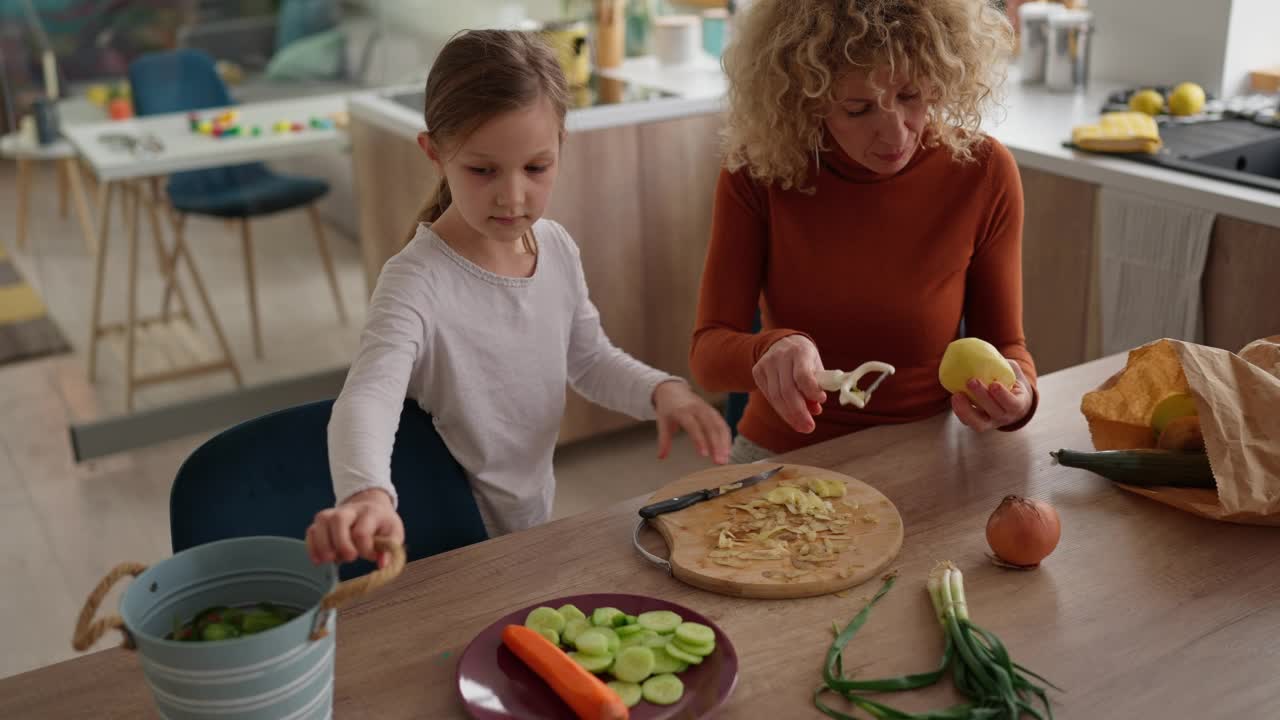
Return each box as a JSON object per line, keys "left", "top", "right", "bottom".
{"left": 307, "top": 489, "right": 405, "bottom": 567}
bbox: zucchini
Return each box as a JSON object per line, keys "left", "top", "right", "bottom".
{"left": 1051, "top": 448, "right": 1215, "bottom": 488}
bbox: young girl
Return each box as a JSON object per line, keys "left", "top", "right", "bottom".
{"left": 307, "top": 30, "right": 731, "bottom": 567}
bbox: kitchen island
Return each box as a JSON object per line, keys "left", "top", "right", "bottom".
{"left": 7, "top": 353, "right": 1279, "bottom": 719}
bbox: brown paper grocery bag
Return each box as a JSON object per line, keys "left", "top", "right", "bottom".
{"left": 1079, "top": 335, "right": 1280, "bottom": 525}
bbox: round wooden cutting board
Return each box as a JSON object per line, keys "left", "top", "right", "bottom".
{"left": 640, "top": 463, "right": 904, "bottom": 599}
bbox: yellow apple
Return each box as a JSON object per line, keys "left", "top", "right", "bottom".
{"left": 939, "top": 338, "right": 1017, "bottom": 400}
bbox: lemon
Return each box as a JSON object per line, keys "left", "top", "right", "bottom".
{"left": 1128, "top": 88, "right": 1164, "bottom": 116}
{"left": 1167, "top": 82, "right": 1205, "bottom": 116}
{"left": 1150, "top": 392, "right": 1197, "bottom": 435}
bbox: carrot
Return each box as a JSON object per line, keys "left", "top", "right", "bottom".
{"left": 501, "top": 624, "right": 629, "bottom": 720}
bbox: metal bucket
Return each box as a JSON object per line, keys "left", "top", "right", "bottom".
{"left": 73, "top": 536, "right": 404, "bottom": 720}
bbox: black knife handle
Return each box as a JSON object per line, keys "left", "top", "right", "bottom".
{"left": 638, "top": 490, "right": 710, "bottom": 519}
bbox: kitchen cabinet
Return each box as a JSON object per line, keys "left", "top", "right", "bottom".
{"left": 1018, "top": 165, "right": 1100, "bottom": 375}
{"left": 1018, "top": 165, "right": 1280, "bottom": 373}
{"left": 638, "top": 113, "right": 725, "bottom": 387}
{"left": 1202, "top": 216, "right": 1280, "bottom": 352}
{"left": 548, "top": 124, "right": 649, "bottom": 444}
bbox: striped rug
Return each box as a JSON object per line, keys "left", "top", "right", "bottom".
{"left": 0, "top": 245, "right": 71, "bottom": 367}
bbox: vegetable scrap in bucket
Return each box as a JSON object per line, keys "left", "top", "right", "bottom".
{"left": 167, "top": 603, "right": 302, "bottom": 642}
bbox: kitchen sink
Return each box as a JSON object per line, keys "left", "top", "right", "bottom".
{"left": 1127, "top": 118, "right": 1280, "bottom": 193}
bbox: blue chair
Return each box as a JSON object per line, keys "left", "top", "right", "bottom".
{"left": 170, "top": 399, "right": 489, "bottom": 580}
{"left": 128, "top": 49, "right": 347, "bottom": 359}
{"left": 723, "top": 308, "right": 763, "bottom": 438}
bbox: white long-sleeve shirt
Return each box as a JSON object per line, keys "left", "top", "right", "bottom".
{"left": 328, "top": 219, "right": 681, "bottom": 535}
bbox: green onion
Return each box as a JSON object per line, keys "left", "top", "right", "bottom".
{"left": 813, "top": 563, "right": 1058, "bottom": 720}
{"left": 930, "top": 561, "right": 1058, "bottom": 720}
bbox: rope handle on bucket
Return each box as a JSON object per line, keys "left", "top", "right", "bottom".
{"left": 310, "top": 537, "right": 406, "bottom": 641}
{"left": 72, "top": 561, "right": 148, "bottom": 652}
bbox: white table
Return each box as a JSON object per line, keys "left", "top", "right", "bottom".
{"left": 64, "top": 94, "right": 350, "bottom": 182}
{"left": 59, "top": 93, "right": 350, "bottom": 411}
{"left": 0, "top": 133, "right": 97, "bottom": 254}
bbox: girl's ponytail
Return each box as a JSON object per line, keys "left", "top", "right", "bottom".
{"left": 407, "top": 177, "right": 452, "bottom": 244}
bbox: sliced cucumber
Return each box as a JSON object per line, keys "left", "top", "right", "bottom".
{"left": 640, "top": 631, "right": 669, "bottom": 648}
{"left": 562, "top": 617, "right": 590, "bottom": 646}
{"left": 662, "top": 641, "right": 703, "bottom": 665}
{"left": 649, "top": 646, "right": 686, "bottom": 675}
{"left": 623, "top": 614, "right": 639, "bottom": 625}
{"left": 674, "top": 622, "right": 715, "bottom": 647}
{"left": 671, "top": 636, "right": 715, "bottom": 657}
{"left": 557, "top": 604, "right": 587, "bottom": 624}
{"left": 620, "top": 629, "right": 660, "bottom": 650}
{"left": 596, "top": 626, "right": 621, "bottom": 654}
{"left": 641, "top": 673, "right": 685, "bottom": 706}
{"left": 615, "top": 623, "right": 646, "bottom": 638}
{"left": 537, "top": 627, "right": 559, "bottom": 645}
{"left": 569, "top": 651, "right": 614, "bottom": 673}
{"left": 618, "top": 634, "right": 643, "bottom": 650}
{"left": 525, "top": 606, "right": 566, "bottom": 635}
{"left": 610, "top": 646, "right": 655, "bottom": 683}
{"left": 606, "top": 681, "right": 642, "bottom": 709}
{"left": 574, "top": 628, "right": 610, "bottom": 656}
{"left": 592, "top": 607, "right": 624, "bottom": 627}
{"left": 637, "top": 610, "right": 682, "bottom": 634}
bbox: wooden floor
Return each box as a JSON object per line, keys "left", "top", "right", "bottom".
{"left": 1, "top": 159, "right": 367, "bottom": 422}
{"left": 0, "top": 160, "right": 716, "bottom": 680}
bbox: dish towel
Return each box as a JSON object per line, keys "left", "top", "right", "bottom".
{"left": 1072, "top": 112, "right": 1162, "bottom": 154}
{"left": 1098, "top": 187, "right": 1215, "bottom": 355}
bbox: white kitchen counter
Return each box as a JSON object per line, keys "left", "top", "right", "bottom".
{"left": 992, "top": 74, "right": 1280, "bottom": 229}
{"left": 352, "top": 57, "right": 1280, "bottom": 228}
{"left": 349, "top": 56, "right": 726, "bottom": 140}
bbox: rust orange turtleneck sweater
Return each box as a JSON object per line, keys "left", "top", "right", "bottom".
{"left": 690, "top": 134, "right": 1038, "bottom": 454}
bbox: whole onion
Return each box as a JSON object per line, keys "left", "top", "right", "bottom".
{"left": 985, "top": 495, "right": 1061, "bottom": 568}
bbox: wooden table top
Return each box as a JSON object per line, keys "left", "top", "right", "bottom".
{"left": 7, "top": 353, "right": 1279, "bottom": 719}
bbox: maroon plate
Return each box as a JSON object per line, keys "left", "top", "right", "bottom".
{"left": 457, "top": 593, "right": 739, "bottom": 719}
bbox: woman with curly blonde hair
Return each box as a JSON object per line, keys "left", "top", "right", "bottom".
{"left": 691, "top": 0, "right": 1040, "bottom": 463}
